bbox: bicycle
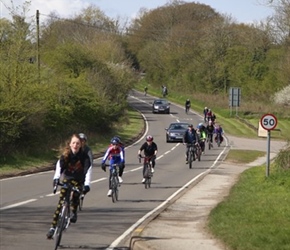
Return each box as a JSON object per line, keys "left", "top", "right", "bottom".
{"left": 207, "top": 133, "right": 213, "bottom": 150}
{"left": 106, "top": 163, "right": 120, "bottom": 203}
{"left": 52, "top": 182, "right": 81, "bottom": 250}
{"left": 215, "top": 133, "right": 222, "bottom": 147}
{"left": 186, "top": 143, "right": 197, "bottom": 169}
{"left": 195, "top": 142, "right": 202, "bottom": 161}
{"left": 185, "top": 104, "right": 190, "bottom": 114}
{"left": 139, "top": 155, "right": 153, "bottom": 189}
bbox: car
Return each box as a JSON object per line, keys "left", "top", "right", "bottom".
{"left": 165, "top": 122, "right": 189, "bottom": 142}
{"left": 152, "top": 99, "right": 170, "bottom": 114}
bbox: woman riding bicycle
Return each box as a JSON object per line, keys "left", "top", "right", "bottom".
{"left": 47, "top": 134, "right": 91, "bottom": 239}
{"left": 138, "top": 135, "right": 158, "bottom": 183}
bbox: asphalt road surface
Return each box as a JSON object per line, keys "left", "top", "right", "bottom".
{"left": 0, "top": 90, "right": 226, "bottom": 250}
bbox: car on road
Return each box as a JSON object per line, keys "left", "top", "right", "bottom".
{"left": 152, "top": 99, "right": 170, "bottom": 114}
{"left": 165, "top": 122, "right": 189, "bottom": 142}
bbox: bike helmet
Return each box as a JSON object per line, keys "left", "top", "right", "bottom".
{"left": 198, "top": 123, "right": 203, "bottom": 129}
{"left": 79, "top": 133, "right": 87, "bottom": 141}
{"left": 113, "top": 135, "right": 121, "bottom": 142}
{"left": 111, "top": 137, "right": 120, "bottom": 144}
{"left": 111, "top": 139, "right": 119, "bottom": 145}
{"left": 146, "top": 135, "right": 153, "bottom": 142}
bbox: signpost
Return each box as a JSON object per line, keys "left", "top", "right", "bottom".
{"left": 229, "top": 87, "right": 241, "bottom": 116}
{"left": 260, "top": 114, "right": 278, "bottom": 177}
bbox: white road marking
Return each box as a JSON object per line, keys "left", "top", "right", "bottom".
{"left": 0, "top": 199, "right": 37, "bottom": 211}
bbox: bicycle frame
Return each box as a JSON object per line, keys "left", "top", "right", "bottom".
{"left": 53, "top": 182, "right": 80, "bottom": 250}
{"left": 139, "top": 155, "right": 154, "bottom": 188}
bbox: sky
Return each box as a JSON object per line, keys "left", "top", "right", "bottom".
{"left": 0, "top": 0, "right": 274, "bottom": 24}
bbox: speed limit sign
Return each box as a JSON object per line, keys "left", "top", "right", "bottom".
{"left": 260, "top": 114, "right": 278, "bottom": 131}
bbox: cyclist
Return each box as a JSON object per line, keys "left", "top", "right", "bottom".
{"left": 185, "top": 99, "right": 191, "bottom": 114}
{"left": 47, "top": 134, "right": 91, "bottom": 239}
{"left": 138, "top": 135, "right": 158, "bottom": 183}
{"left": 206, "top": 120, "right": 215, "bottom": 145}
{"left": 211, "top": 113, "right": 217, "bottom": 124}
{"left": 206, "top": 108, "right": 213, "bottom": 123}
{"left": 101, "top": 138, "right": 124, "bottom": 197}
{"left": 144, "top": 86, "right": 148, "bottom": 96}
{"left": 111, "top": 135, "right": 125, "bottom": 181}
{"left": 214, "top": 124, "right": 224, "bottom": 144}
{"left": 183, "top": 124, "right": 197, "bottom": 163}
{"left": 79, "top": 133, "right": 93, "bottom": 195}
{"left": 197, "top": 123, "right": 207, "bottom": 154}
{"left": 203, "top": 107, "right": 208, "bottom": 122}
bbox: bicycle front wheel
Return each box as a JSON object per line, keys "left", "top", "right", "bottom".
{"left": 189, "top": 149, "right": 193, "bottom": 169}
{"left": 144, "top": 166, "right": 150, "bottom": 189}
{"left": 111, "top": 176, "right": 119, "bottom": 203}
{"left": 79, "top": 194, "right": 84, "bottom": 211}
{"left": 54, "top": 205, "right": 68, "bottom": 250}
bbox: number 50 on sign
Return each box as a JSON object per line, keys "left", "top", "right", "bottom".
{"left": 260, "top": 114, "right": 278, "bottom": 131}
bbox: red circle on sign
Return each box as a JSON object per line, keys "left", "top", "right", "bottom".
{"left": 260, "top": 114, "right": 278, "bottom": 131}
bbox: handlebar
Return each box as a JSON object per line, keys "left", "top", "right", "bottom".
{"left": 104, "top": 163, "right": 119, "bottom": 167}
{"left": 138, "top": 155, "right": 155, "bottom": 163}
{"left": 53, "top": 181, "right": 81, "bottom": 194}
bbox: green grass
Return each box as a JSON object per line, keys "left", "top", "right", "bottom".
{"left": 225, "top": 150, "right": 266, "bottom": 164}
{"left": 0, "top": 107, "right": 144, "bottom": 177}
{"left": 208, "top": 166, "right": 290, "bottom": 250}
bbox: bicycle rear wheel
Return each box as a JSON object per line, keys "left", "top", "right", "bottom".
{"left": 54, "top": 205, "right": 68, "bottom": 250}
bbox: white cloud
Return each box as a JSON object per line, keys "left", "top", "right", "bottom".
{"left": 0, "top": 0, "right": 91, "bottom": 21}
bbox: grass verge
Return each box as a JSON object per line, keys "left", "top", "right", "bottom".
{"left": 208, "top": 165, "right": 290, "bottom": 250}
{"left": 225, "top": 150, "right": 266, "bottom": 164}
{"left": 0, "top": 107, "right": 144, "bottom": 178}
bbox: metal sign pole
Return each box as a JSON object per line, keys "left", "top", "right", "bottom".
{"left": 266, "top": 130, "right": 271, "bottom": 177}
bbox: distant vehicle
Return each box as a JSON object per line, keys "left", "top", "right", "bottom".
{"left": 165, "top": 122, "right": 189, "bottom": 142}
{"left": 152, "top": 99, "right": 170, "bottom": 114}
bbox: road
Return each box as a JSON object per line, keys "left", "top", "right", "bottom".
{"left": 0, "top": 90, "right": 226, "bottom": 250}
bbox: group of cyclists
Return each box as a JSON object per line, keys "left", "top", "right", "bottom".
{"left": 46, "top": 99, "right": 223, "bottom": 240}
{"left": 183, "top": 121, "right": 224, "bottom": 163}
{"left": 46, "top": 132, "right": 158, "bottom": 239}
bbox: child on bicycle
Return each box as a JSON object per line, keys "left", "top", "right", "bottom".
{"left": 101, "top": 138, "right": 124, "bottom": 197}
{"left": 138, "top": 135, "right": 158, "bottom": 183}
{"left": 47, "top": 134, "right": 91, "bottom": 239}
